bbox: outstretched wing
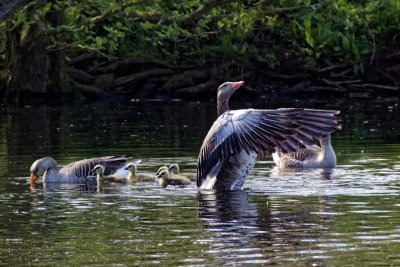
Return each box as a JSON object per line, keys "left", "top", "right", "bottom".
{"left": 196, "top": 108, "right": 341, "bottom": 187}
{"left": 60, "top": 155, "right": 131, "bottom": 179}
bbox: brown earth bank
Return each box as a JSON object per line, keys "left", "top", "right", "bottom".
{"left": 1, "top": 51, "right": 399, "bottom": 104}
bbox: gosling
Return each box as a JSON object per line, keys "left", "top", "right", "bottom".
{"left": 157, "top": 169, "right": 191, "bottom": 188}
{"left": 168, "top": 163, "right": 196, "bottom": 181}
{"left": 156, "top": 165, "right": 169, "bottom": 176}
{"left": 124, "top": 163, "right": 156, "bottom": 182}
{"left": 92, "top": 164, "right": 128, "bottom": 184}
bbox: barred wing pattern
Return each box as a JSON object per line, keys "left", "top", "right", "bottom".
{"left": 197, "top": 108, "right": 341, "bottom": 187}
{"left": 60, "top": 156, "right": 131, "bottom": 182}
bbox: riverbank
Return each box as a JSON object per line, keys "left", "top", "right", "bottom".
{"left": 0, "top": 1, "right": 399, "bottom": 102}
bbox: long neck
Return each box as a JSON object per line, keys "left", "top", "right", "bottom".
{"left": 320, "top": 135, "right": 332, "bottom": 150}
{"left": 217, "top": 94, "right": 230, "bottom": 116}
{"left": 128, "top": 171, "right": 135, "bottom": 182}
{"left": 96, "top": 173, "right": 104, "bottom": 184}
{"left": 43, "top": 168, "right": 60, "bottom": 182}
{"left": 159, "top": 178, "right": 166, "bottom": 187}
{"left": 320, "top": 134, "right": 336, "bottom": 166}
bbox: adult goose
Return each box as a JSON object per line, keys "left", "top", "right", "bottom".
{"left": 272, "top": 134, "right": 336, "bottom": 168}
{"left": 30, "top": 156, "right": 131, "bottom": 184}
{"left": 124, "top": 162, "right": 156, "bottom": 182}
{"left": 157, "top": 169, "right": 191, "bottom": 188}
{"left": 92, "top": 164, "right": 127, "bottom": 184}
{"left": 196, "top": 81, "right": 341, "bottom": 191}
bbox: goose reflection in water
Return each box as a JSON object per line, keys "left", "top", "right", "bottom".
{"left": 197, "top": 190, "right": 271, "bottom": 264}
{"left": 270, "top": 166, "right": 335, "bottom": 180}
{"left": 44, "top": 183, "right": 98, "bottom": 193}
{"left": 30, "top": 182, "right": 127, "bottom": 197}
{"left": 196, "top": 189, "right": 339, "bottom": 264}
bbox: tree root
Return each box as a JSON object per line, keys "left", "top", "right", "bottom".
{"left": 61, "top": 51, "right": 400, "bottom": 100}
{"left": 172, "top": 80, "right": 220, "bottom": 96}
{"left": 349, "top": 84, "right": 399, "bottom": 91}
{"left": 70, "top": 79, "right": 103, "bottom": 98}
{"left": 65, "top": 66, "right": 95, "bottom": 85}
{"left": 114, "top": 68, "right": 175, "bottom": 89}
{"left": 158, "top": 70, "right": 210, "bottom": 93}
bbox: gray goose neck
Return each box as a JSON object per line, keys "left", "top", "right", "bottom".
{"left": 320, "top": 135, "right": 331, "bottom": 149}
{"left": 217, "top": 96, "right": 229, "bottom": 116}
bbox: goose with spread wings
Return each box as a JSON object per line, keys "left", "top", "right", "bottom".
{"left": 196, "top": 81, "right": 341, "bottom": 191}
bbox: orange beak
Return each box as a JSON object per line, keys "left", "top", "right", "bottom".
{"left": 231, "top": 81, "right": 244, "bottom": 90}
{"left": 30, "top": 173, "right": 38, "bottom": 184}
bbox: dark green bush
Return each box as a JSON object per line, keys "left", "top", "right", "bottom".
{"left": 1, "top": 0, "right": 400, "bottom": 73}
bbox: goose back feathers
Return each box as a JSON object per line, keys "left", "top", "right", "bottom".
{"left": 273, "top": 135, "right": 336, "bottom": 168}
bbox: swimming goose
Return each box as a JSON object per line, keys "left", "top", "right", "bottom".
{"left": 168, "top": 163, "right": 196, "bottom": 181}
{"left": 30, "top": 156, "right": 131, "bottom": 184}
{"left": 157, "top": 169, "right": 191, "bottom": 187}
{"left": 272, "top": 134, "right": 336, "bottom": 168}
{"left": 92, "top": 164, "right": 128, "bottom": 184}
{"left": 196, "top": 81, "right": 341, "bottom": 191}
{"left": 124, "top": 162, "right": 156, "bottom": 182}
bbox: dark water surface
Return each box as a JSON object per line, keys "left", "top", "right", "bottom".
{"left": 1, "top": 96, "right": 400, "bottom": 266}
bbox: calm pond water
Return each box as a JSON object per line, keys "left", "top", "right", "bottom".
{"left": 1, "top": 96, "right": 400, "bottom": 266}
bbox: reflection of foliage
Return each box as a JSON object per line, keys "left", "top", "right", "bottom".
{"left": 2, "top": 0, "right": 400, "bottom": 72}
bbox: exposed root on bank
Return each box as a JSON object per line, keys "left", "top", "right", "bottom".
{"left": 62, "top": 52, "right": 400, "bottom": 100}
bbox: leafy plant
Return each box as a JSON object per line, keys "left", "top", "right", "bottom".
{"left": 1, "top": 0, "right": 400, "bottom": 74}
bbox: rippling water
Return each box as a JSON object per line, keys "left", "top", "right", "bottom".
{"left": 1, "top": 97, "right": 400, "bottom": 265}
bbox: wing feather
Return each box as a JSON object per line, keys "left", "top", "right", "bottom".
{"left": 60, "top": 156, "right": 131, "bottom": 180}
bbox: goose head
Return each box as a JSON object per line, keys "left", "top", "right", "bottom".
{"left": 30, "top": 157, "right": 57, "bottom": 184}
{"left": 91, "top": 164, "right": 105, "bottom": 183}
{"left": 124, "top": 162, "right": 137, "bottom": 174}
{"left": 168, "top": 163, "right": 180, "bottom": 174}
{"left": 217, "top": 81, "right": 244, "bottom": 115}
{"left": 124, "top": 163, "right": 137, "bottom": 182}
{"left": 156, "top": 166, "right": 168, "bottom": 176}
{"left": 157, "top": 169, "right": 170, "bottom": 180}
{"left": 157, "top": 169, "right": 170, "bottom": 187}
{"left": 217, "top": 81, "right": 243, "bottom": 98}
{"left": 91, "top": 164, "right": 105, "bottom": 175}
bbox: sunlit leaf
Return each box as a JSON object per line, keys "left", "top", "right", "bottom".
{"left": 342, "top": 36, "right": 350, "bottom": 51}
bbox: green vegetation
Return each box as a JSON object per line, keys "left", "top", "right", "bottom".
{"left": 0, "top": 0, "right": 399, "bottom": 99}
